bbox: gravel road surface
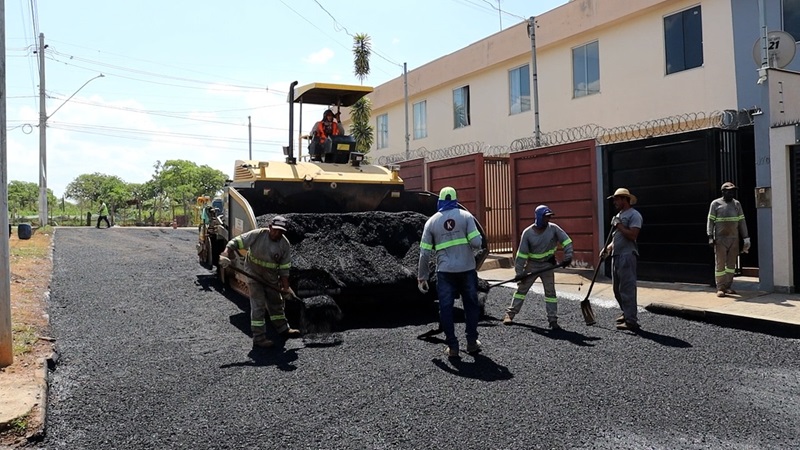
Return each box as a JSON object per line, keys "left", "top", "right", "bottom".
{"left": 39, "top": 227, "right": 799, "bottom": 449}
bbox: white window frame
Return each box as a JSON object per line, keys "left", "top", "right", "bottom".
{"left": 572, "top": 41, "right": 600, "bottom": 98}
{"left": 453, "top": 86, "right": 470, "bottom": 129}
{"left": 376, "top": 113, "right": 388, "bottom": 149}
{"left": 509, "top": 64, "right": 531, "bottom": 114}
{"left": 413, "top": 101, "right": 427, "bottom": 139}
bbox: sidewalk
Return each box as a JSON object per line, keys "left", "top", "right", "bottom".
{"left": 479, "top": 254, "right": 800, "bottom": 337}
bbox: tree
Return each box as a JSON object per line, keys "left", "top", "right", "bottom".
{"left": 7, "top": 181, "right": 39, "bottom": 216}
{"left": 351, "top": 33, "right": 374, "bottom": 154}
{"left": 156, "top": 160, "right": 227, "bottom": 223}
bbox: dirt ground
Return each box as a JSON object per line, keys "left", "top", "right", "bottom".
{"left": 0, "top": 229, "right": 54, "bottom": 447}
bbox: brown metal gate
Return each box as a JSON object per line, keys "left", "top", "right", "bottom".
{"left": 484, "top": 157, "right": 512, "bottom": 252}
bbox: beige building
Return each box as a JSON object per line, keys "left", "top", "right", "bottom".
{"left": 359, "top": 0, "right": 800, "bottom": 292}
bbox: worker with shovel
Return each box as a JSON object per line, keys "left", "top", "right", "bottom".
{"left": 220, "top": 215, "right": 301, "bottom": 349}
{"left": 503, "top": 205, "right": 573, "bottom": 330}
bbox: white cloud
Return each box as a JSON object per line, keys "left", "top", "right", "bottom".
{"left": 304, "top": 48, "right": 335, "bottom": 65}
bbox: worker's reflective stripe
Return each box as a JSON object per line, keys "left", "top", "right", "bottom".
{"left": 714, "top": 270, "right": 726, "bottom": 277}
{"left": 545, "top": 297, "right": 558, "bottom": 303}
{"left": 251, "top": 320, "right": 265, "bottom": 327}
{"left": 249, "top": 254, "right": 291, "bottom": 270}
{"left": 517, "top": 248, "right": 557, "bottom": 260}
{"left": 708, "top": 215, "right": 744, "bottom": 222}
{"left": 270, "top": 314, "right": 286, "bottom": 321}
{"left": 561, "top": 238, "right": 572, "bottom": 247}
{"left": 430, "top": 237, "right": 470, "bottom": 251}
{"left": 420, "top": 242, "right": 434, "bottom": 250}
{"left": 234, "top": 236, "right": 245, "bottom": 249}
{"left": 513, "top": 292, "right": 526, "bottom": 299}
{"left": 467, "top": 229, "right": 481, "bottom": 240}
{"left": 724, "top": 267, "right": 735, "bottom": 274}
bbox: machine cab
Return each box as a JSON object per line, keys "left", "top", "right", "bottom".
{"left": 286, "top": 82, "right": 373, "bottom": 166}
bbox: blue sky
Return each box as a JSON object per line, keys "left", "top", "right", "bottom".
{"left": 4, "top": 0, "right": 565, "bottom": 198}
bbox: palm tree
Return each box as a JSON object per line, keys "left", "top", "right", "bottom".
{"left": 353, "top": 33, "right": 371, "bottom": 84}
{"left": 351, "top": 33, "right": 373, "bottom": 153}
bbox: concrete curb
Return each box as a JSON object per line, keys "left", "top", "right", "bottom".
{"left": 645, "top": 302, "right": 800, "bottom": 338}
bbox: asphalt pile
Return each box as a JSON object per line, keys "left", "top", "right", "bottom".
{"left": 257, "top": 211, "right": 428, "bottom": 295}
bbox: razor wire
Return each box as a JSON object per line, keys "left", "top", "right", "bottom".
{"left": 510, "top": 109, "right": 755, "bottom": 152}
{"left": 374, "top": 141, "right": 510, "bottom": 165}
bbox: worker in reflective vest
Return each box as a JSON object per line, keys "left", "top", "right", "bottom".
{"left": 309, "top": 109, "right": 343, "bottom": 161}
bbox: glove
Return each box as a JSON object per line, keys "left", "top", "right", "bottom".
{"left": 547, "top": 256, "right": 557, "bottom": 266}
{"left": 610, "top": 216, "right": 622, "bottom": 228}
{"left": 743, "top": 237, "right": 751, "bottom": 254}
{"left": 708, "top": 236, "right": 714, "bottom": 246}
{"left": 417, "top": 280, "right": 429, "bottom": 294}
{"left": 559, "top": 258, "right": 572, "bottom": 268}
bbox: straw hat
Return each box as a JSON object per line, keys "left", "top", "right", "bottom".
{"left": 607, "top": 188, "right": 637, "bottom": 205}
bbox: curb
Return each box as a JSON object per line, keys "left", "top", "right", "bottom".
{"left": 645, "top": 302, "right": 800, "bottom": 338}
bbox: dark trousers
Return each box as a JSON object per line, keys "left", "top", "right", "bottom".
{"left": 436, "top": 270, "right": 480, "bottom": 351}
{"left": 97, "top": 216, "right": 111, "bottom": 228}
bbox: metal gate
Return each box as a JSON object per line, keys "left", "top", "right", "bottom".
{"left": 484, "top": 157, "right": 512, "bottom": 253}
{"left": 790, "top": 145, "right": 800, "bottom": 292}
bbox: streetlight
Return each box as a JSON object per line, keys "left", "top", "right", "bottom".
{"left": 38, "top": 69, "right": 104, "bottom": 226}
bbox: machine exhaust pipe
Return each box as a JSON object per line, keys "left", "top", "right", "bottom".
{"left": 285, "top": 80, "right": 299, "bottom": 165}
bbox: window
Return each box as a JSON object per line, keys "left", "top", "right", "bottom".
{"left": 453, "top": 86, "right": 470, "bottom": 129}
{"left": 376, "top": 114, "right": 388, "bottom": 149}
{"left": 664, "top": 6, "right": 703, "bottom": 74}
{"left": 413, "top": 101, "right": 427, "bottom": 139}
{"left": 509, "top": 65, "right": 531, "bottom": 114}
{"left": 572, "top": 41, "right": 600, "bottom": 98}
{"left": 785, "top": 0, "right": 800, "bottom": 42}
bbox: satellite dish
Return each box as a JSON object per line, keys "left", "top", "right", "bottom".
{"left": 752, "top": 30, "right": 797, "bottom": 69}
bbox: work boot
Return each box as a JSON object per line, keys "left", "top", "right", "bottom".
{"left": 444, "top": 346, "right": 460, "bottom": 359}
{"left": 466, "top": 340, "right": 482, "bottom": 355}
{"left": 502, "top": 313, "right": 514, "bottom": 325}
{"left": 616, "top": 321, "right": 640, "bottom": 332}
{"left": 725, "top": 288, "right": 737, "bottom": 295}
{"left": 281, "top": 328, "right": 302, "bottom": 339}
{"left": 548, "top": 320, "right": 562, "bottom": 331}
{"left": 716, "top": 290, "right": 726, "bottom": 298}
{"left": 253, "top": 337, "right": 274, "bottom": 349}
{"left": 615, "top": 314, "right": 626, "bottom": 324}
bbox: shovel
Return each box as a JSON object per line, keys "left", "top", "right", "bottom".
{"left": 580, "top": 228, "right": 615, "bottom": 326}
{"left": 486, "top": 262, "right": 565, "bottom": 290}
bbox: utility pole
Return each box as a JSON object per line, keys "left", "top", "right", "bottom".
{"left": 38, "top": 33, "right": 48, "bottom": 227}
{"left": 528, "top": 17, "right": 541, "bottom": 147}
{"left": 1, "top": 0, "right": 14, "bottom": 367}
{"left": 403, "top": 62, "right": 410, "bottom": 161}
{"left": 248, "top": 116, "right": 252, "bottom": 160}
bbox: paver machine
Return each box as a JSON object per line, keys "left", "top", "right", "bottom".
{"left": 197, "top": 81, "right": 487, "bottom": 300}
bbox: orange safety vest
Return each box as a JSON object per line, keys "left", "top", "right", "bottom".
{"left": 315, "top": 120, "right": 339, "bottom": 143}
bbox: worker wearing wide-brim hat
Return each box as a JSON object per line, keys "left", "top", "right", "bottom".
{"left": 707, "top": 182, "right": 749, "bottom": 297}
{"left": 603, "top": 188, "right": 643, "bottom": 331}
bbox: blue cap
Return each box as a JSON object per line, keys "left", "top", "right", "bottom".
{"left": 534, "top": 205, "right": 553, "bottom": 228}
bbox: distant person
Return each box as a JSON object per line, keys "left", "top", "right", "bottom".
{"left": 219, "top": 216, "right": 301, "bottom": 348}
{"left": 96, "top": 202, "right": 111, "bottom": 228}
{"left": 603, "top": 188, "right": 643, "bottom": 331}
{"left": 308, "top": 109, "right": 343, "bottom": 161}
{"left": 502, "top": 205, "right": 573, "bottom": 330}
{"left": 417, "top": 186, "right": 483, "bottom": 358}
{"left": 707, "top": 182, "right": 750, "bottom": 297}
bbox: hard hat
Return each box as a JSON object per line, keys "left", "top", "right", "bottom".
{"left": 270, "top": 215, "right": 288, "bottom": 231}
{"left": 607, "top": 187, "right": 637, "bottom": 205}
{"left": 438, "top": 186, "right": 457, "bottom": 201}
{"left": 721, "top": 181, "right": 736, "bottom": 191}
{"left": 534, "top": 205, "right": 554, "bottom": 228}
{"left": 323, "top": 109, "right": 335, "bottom": 117}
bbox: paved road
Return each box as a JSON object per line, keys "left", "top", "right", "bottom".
{"left": 39, "top": 228, "right": 799, "bottom": 449}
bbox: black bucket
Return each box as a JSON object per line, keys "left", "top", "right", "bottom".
{"left": 18, "top": 223, "right": 32, "bottom": 240}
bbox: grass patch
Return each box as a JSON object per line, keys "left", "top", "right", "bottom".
{"left": 10, "top": 245, "right": 48, "bottom": 258}
{"left": 12, "top": 323, "right": 38, "bottom": 356}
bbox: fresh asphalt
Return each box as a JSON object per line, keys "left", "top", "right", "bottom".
{"left": 37, "top": 227, "right": 799, "bottom": 449}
